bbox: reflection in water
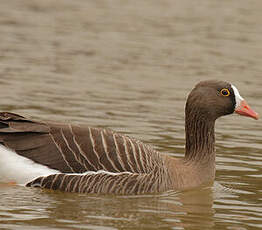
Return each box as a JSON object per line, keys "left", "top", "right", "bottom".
{"left": 0, "top": 184, "right": 219, "bottom": 229}
{"left": 161, "top": 188, "right": 215, "bottom": 229}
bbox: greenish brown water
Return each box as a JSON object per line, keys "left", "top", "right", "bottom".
{"left": 0, "top": 0, "right": 262, "bottom": 229}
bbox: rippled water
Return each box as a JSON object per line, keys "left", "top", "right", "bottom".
{"left": 0, "top": 0, "right": 262, "bottom": 229}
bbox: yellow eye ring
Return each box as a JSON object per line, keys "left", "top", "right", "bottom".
{"left": 220, "top": 88, "right": 230, "bottom": 97}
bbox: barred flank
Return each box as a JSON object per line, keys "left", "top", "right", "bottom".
{"left": 0, "top": 112, "right": 172, "bottom": 194}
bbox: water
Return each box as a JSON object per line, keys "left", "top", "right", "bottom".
{"left": 0, "top": 0, "right": 262, "bottom": 229}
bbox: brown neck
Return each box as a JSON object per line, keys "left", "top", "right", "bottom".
{"left": 184, "top": 111, "right": 216, "bottom": 163}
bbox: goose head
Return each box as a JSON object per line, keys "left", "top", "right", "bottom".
{"left": 185, "top": 80, "right": 259, "bottom": 121}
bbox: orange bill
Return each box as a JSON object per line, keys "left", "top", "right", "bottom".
{"left": 235, "top": 100, "right": 259, "bottom": 120}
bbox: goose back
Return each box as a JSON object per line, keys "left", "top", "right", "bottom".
{"left": 0, "top": 112, "right": 166, "bottom": 176}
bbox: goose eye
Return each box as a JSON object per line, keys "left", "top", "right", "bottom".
{"left": 220, "top": 88, "right": 230, "bottom": 97}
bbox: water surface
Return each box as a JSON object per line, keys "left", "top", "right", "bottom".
{"left": 0, "top": 0, "right": 261, "bottom": 229}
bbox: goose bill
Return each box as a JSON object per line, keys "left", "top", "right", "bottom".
{"left": 235, "top": 100, "right": 259, "bottom": 120}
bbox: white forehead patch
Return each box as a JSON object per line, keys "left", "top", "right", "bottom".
{"left": 231, "top": 84, "right": 244, "bottom": 108}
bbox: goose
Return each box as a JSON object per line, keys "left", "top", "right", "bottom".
{"left": 0, "top": 80, "right": 258, "bottom": 194}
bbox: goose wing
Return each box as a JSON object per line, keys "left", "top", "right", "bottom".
{"left": 0, "top": 112, "right": 160, "bottom": 174}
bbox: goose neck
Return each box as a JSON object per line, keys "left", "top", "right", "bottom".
{"left": 184, "top": 112, "right": 216, "bottom": 162}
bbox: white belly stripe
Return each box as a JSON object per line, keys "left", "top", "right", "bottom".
{"left": 0, "top": 144, "right": 60, "bottom": 185}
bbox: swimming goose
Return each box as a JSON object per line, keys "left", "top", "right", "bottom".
{"left": 0, "top": 80, "right": 258, "bottom": 194}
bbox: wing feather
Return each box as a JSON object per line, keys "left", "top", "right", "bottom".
{"left": 0, "top": 112, "right": 163, "bottom": 176}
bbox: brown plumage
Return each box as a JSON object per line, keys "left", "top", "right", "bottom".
{"left": 0, "top": 80, "right": 258, "bottom": 194}
{"left": 0, "top": 112, "right": 171, "bottom": 194}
